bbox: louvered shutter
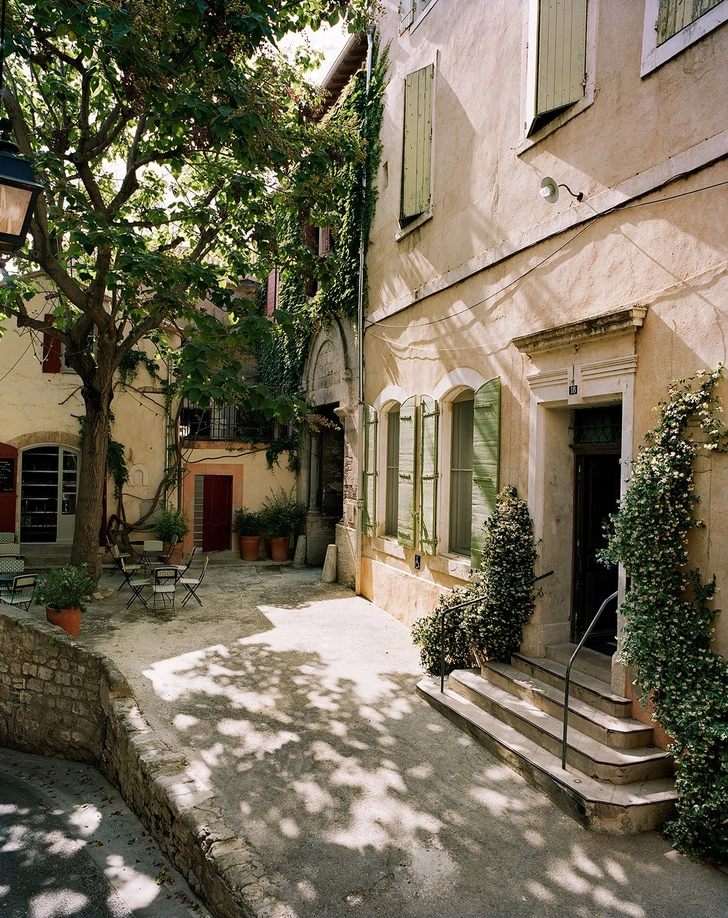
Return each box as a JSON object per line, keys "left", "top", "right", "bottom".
{"left": 397, "top": 396, "right": 417, "bottom": 548}
{"left": 399, "top": 0, "right": 415, "bottom": 31}
{"left": 42, "top": 314, "right": 62, "bottom": 374}
{"left": 471, "top": 378, "right": 500, "bottom": 570}
{"left": 401, "top": 64, "right": 433, "bottom": 222}
{"left": 657, "top": 0, "right": 723, "bottom": 45}
{"left": 419, "top": 395, "right": 439, "bottom": 555}
{"left": 266, "top": 269, "right": 278, "bottom": 316}
{"left": 362, "top": 405, "right": 377, "bottom": 537}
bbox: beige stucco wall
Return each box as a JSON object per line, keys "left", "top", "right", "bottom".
{"left": 361, "top": 0, "right": 728, "bottom": 663}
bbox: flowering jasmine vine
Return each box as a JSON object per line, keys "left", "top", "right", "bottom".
{"left": 601, "top": 367, "right": 728, "bottom": 863}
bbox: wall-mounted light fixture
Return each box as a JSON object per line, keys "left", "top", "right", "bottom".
{"left": 540, "top": 176, "right": 584, "bottom": 204}
{"left": 0, "top": 0, "right": 43, "bottom": 262}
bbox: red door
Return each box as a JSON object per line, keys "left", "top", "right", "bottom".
{"left": 202, "top": 476, "right": 232, "bottom": 552}
{"left": 0, "top": 444, "right": 18, "bottom": 536}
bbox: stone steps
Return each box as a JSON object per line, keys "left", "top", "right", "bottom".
{"left": 416, "top": 650, "right": 677, "bottom": 834}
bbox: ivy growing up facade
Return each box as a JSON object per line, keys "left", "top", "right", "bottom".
{"left": 602, "top": 368, "right": 728, "bottom": 863}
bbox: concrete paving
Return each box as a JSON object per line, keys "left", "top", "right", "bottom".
{"left": 16, "top": 561, "right": 728, "bottom": 916}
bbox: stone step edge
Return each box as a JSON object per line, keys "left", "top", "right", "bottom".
{"left": 448, "top": 670, "right": 669, "bottom": 770}
{"left": 512, "top": 653, "right": 632, "bottom": 712}
{"left": 417, "top": 677, "right": 676, "bottom": 809}
{"left": 483, "top": 662, "right": 653, "bottom": 739}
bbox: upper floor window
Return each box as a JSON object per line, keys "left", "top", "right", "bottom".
{"left": 525, "top": 0, "right": 588, "bottom": 137}
{"left": 401, "top": 64, "right": 434, "bottom": 227}
{"left": 641, "top": 0, "right": 728, "bottom": 75}
{"left": 179, "top": 402, "right": 280, "bottom": 444}
{"left": 399, "top": 0, "right": 437, "bottom": 33}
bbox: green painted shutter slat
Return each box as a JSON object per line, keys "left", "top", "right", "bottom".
{"left": 399, "top": 0, "right": 415, "bottom": 31}
{"left": 363, "top": 405, "right": 377, "bottom": 537}
{"left": 471, "top": 378, "right": 501, "bottom": 570}
{"left": 402, "top": 65, "right": 433, "bottom": 221}
{"left": 536, "top": 0, "right": 587, "bottom": 116}
{"left": 419, "top": 395, "right": 439, "bottom": 555}
{"left": 397, "top": 397, "right": 417, "bottom": 548}
{"left": 657, "top": 0, "right": 722, "bottom": 45}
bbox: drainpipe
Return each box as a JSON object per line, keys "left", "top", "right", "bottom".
{"left": 354, "top": 23, "right": 375, "bottom": 596}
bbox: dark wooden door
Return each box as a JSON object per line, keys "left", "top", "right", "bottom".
{"left": 0, "top": 444, "right": 17, "bottom": 535}
{"left": 202, "top": 476, "right": 232, "bottom": 552}
{"left": 572, "top": 452, "right": 620, "bottom": 654}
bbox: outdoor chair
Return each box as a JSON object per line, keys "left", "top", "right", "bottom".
{"left": 0, "top": 532, "right": 15, "bottom": 542}
{"left": 140, "top": 540, "right": 164, "bottom": 569}
{"left": 107, "top": 538, "right": 134, "bottom": 575}
{"left": 118, "top": 556, "right": 145, "bottom": 592}
{"left": 0, "top": 542, "right": 22, "bottom": 556}
{"left": 123, "top": 561, "right": 151, "bottom": 609}
{"left": 179, "top": 555, "right": 208, "bottom": 607}
{"left": 0, "top": 556, "right": 24, "bottom": 575}
{"left": 152, "top": 565, "right": 179, "bottom": 610}
{"left": 157, "top": 535, "right": 179, "bottom": 565}
{"left": 0, "top": 574, "right": 37, "bottom": 611}
{"left": 173, "top": 545, "right": 199, "bottom": 575}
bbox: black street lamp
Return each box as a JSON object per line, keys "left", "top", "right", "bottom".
{"left": 0, "top": 0, "right": 43, "bottom": 262}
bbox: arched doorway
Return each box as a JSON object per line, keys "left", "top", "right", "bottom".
{"left": 20, "top": 445, "right": 79, "bottom": 543}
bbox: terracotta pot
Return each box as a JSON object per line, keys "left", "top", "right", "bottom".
{"left": 268, "top": 535, "right": 290, "bottom": 562}
{"left": 46, "top": 606, "right": 82, "bottom": 639}
{"left": 239, "top": 535, "right": 261, "bottom": 561}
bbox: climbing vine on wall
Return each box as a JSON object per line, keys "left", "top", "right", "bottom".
{"left": 601, "top": 367, "right": 728, "bottom": 864}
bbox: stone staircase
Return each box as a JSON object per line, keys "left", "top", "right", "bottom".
{"left": 416, "top": 644, "right": 677, "bottom": 834}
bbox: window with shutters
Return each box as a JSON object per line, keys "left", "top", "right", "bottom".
{"left": 400, "top": 64, "right": 434, "bottom": 228}
{"left": 641, "top": 0, "right": 728, "bottom": 75}
{"left": 42, "top": 315, "right": 62, "bottom": 374}
{"left": 362, "top": 405, "right": 377, "bottom": 537}
{"left": 399, "top": 0, "right": 439, "bottom": 34}
{"left": 524, "top": 0, "right": 589, "bottom": 138}
{"left": 385, "top": 408, "right": 400, "bottom": 536}
{"left": 395, "top": 395, "right": 438, "bottom": 552}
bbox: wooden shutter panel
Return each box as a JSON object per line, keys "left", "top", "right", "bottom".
{"left": 266, "top": 269, "right": 278, "bottom": 316}
{"left": 362, "top": 405, "right": 377, "bottom": 537}
{"left": 397, "top": 396, "right": 417, "bottom": 548}
{"left": 419, "top": 394, "right": 439, "bottom": 555}
{"left": 471, "top": 378, "right": 500, "bottom": 570}
{"left": 401, "top": 64, "right": 433, "bottom": 222}
{"left": 536, "top": 0, "right": 587, "bottom": 116}
{"left": 42, "top": 314, "right": 62, "bottom": 374}
{"left": 657, "top": 0, "right": 723, "bottom": 45}
{"left": 399, "top": 0, "right": 415, "bottom": 31}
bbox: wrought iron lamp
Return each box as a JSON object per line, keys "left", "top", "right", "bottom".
{"left": 0, "top": 0, "right": 43, "bottom": 261}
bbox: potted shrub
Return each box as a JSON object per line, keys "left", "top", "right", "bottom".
{"left": 151, "top": 508, "right": 190, "bottom": 564}
{"left": 260, "top": 489, "right": 307, "bottom": 562}
{"left": 233, "top": 508, "right": 263, "bottom": 561}
{"left": 36, "top": 564, "right": 96, "bottom": 638}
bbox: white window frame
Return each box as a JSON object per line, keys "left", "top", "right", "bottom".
{"left": 374, "top": 387, "right": 408, "bottom": 540}
{"left": 641, "top": 0, "right": 728, "bottom": 76}
{"left": 518, "top": 0, "right": 598, "bottom": 153}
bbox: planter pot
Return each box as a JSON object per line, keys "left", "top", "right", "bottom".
{"left": 268, "top": 535, "right": 290, "bottom": 562}
{"left": 46, "top": 606, "right": 82, "bottom": 639}
{"left": 239, "top": 535, "right": 261, "bottom": 561}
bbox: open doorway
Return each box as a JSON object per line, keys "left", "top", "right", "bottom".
{"left": 571, "top": 407, "right": 622, "bottom": 655}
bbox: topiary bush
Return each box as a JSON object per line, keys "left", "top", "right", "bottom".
{"left": 412, "top": 486, "right": 538, "bottom": 675}
{"left": 601, "top": 367, "right": 728, "bottom": 864}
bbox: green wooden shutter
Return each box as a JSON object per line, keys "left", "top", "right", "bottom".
{"left": 536, "top": 0, "right": 587, "bottom": 117}
{"left": 401, "top": 64, "right": 433, "bottom": 222}
{"left": 362, "top": 405, "right": 377, "bottom": 537}
{"left": 397, "top": 397, "right": 417, "bottom": 548}
{"left": 657, "top": 0, "right": 723, "bottom": 45}
{"left": 419, "top": 395, "right": 439, "bottom": 555}
{"left": 471, "top": 378, "right": 500, "bottom": 569}
{"left": 399, "top": 0, "right": 415, "bottom": 31}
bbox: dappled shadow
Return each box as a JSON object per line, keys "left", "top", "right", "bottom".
{"left": 138, "top": 593, "right": 728, "bottom": 918}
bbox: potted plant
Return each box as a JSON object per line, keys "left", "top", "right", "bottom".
{"left": 233, "top": 508, "right": 263, "bottom": 561}
{"left": 36, "top": 564, "right": 96, "bottom": 638}
{"left": 151, "top": 508, "right": 190, "bottom": 564}
{"left": 260, "top": 489, "right": 307, "bottom": 562}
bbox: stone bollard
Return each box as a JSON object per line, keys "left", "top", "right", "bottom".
{"left": 293, "top": 535, "right": 307, "bottom": 568}
{"left": 321, "top": 544, "right": 337, "bottom": 582}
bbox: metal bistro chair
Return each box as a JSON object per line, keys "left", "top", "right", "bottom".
{"left": 123, "top": 560, "right": 152, "bottom": 609}
{"left": 152, "top": 566, "right": 179, "bottom": 611}
{"left": 140, "top": 540, "right": 164, "bottom": 570}
{"left": 0, "top": 574, "right": 37, "bottom": 611}
{"left": 173, "top": 545, "right": 199, "bottom": 575}
{"left": 118, "top": 556, "right": 146, "bottom": 593}
{"left": 157, "top": 535, "right": 179, "bottom": 565}
{"left": 107, "top": 538, "right": 134, "bottom": 575}
{"left": 179, "top": 556, "right": 209, "bottom": 607}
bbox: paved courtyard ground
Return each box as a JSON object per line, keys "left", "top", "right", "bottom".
{"left": 32, "top": 561, "right": 728, "bottom": 917}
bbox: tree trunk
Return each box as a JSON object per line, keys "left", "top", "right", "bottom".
{"left": 70, "top": 345, "right": 115, "bottom": 578}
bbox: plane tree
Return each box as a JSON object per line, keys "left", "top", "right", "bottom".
{"left": 0, "top": 0, "right": 369, "bottom": 570}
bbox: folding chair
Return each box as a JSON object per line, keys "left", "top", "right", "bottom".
{"left": 152, "top": 566, "right": 179, "bottom": 610}
{"left": 0, "top": 574, "right": 37, "bottom": 611}
{"left": 0, "top": 532, "right": 15, "bottom": 542}
{"left": 173, "top": 545, "right": 199, "bottom": 575}
{"left": 123, "top": 561, "right": 151, "bottom": 609}
{"left": 0, "top": 542, "right": 22, "bottom": 556}
{"left": 179, "top": 556, "right": 208, "bottom": 607}
{"left": 107, "top": 538, "right": 133, "bottom": 575}
{"left": 140, "top": 540, "right": 164, "bottom": 569}
{"left": 0, "top": 556, "right": 24, "bottom": 575}
{"left": 118, "top": 556, "right": 145, "bottom": 592}
{"left": 158, "top": 535, "right": 179, "bottom": 565}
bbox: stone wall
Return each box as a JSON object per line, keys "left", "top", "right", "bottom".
{"left": 0, "top": 609, "right": 288, "bottom": 918}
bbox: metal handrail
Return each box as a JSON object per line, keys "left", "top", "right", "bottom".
{"left": 438, "top": 570, "right": 554, "bottom": 693}
{"left": 561, "top": 590, "right": 619, "bottom": 770}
